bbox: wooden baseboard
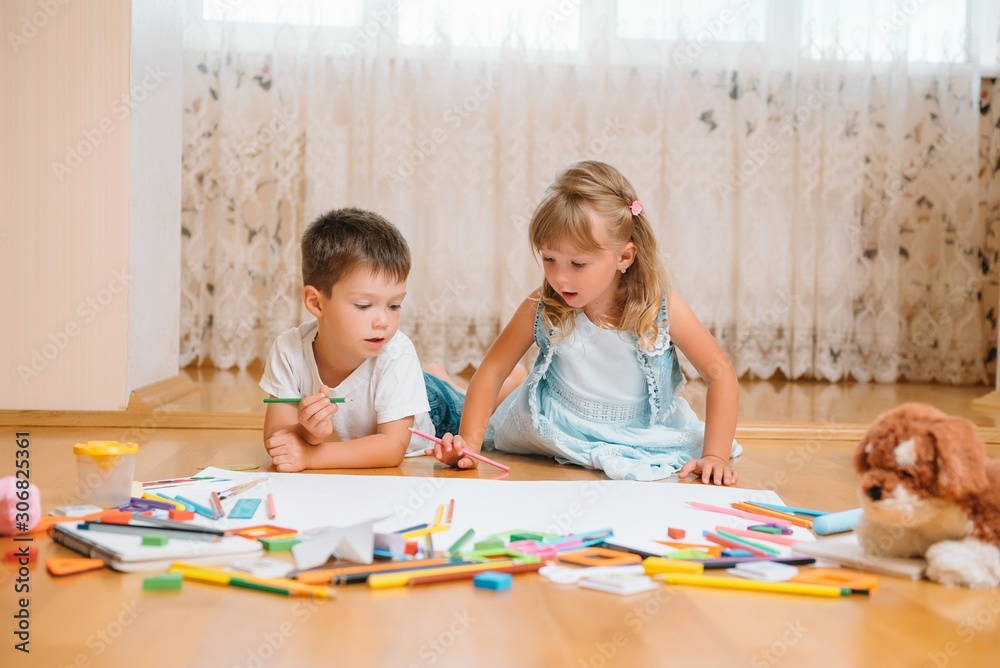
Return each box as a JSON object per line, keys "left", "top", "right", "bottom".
{"left": 971, "top": 390, "right": 1000, "bottom": 411}
{"left": 127, "top": 374, "right": 200, "bottom": 412}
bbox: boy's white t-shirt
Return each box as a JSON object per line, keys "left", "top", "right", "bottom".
{"left": 259, "top": 320, "right": 434, "bottom": 453}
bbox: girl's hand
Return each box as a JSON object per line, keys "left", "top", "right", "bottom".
{"left": 425, "top": 433, "right": 479, "bottom": 469}
{"left": 298, "top": 385, "right": 337, "bottom": 444}
{"left": 679, "top": 455, "right": 739, "bottom": 486}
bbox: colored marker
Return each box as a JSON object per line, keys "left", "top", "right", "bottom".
{"left": 263, "top": 397, "right": 350, "bottom": 404}
{"left": 266, "top": 493, "right": 277, "bottom": 520}
{"left": 655, "top": 573, "right": 851, "bottom": 597}
{"left": 174, "top": 495, "right": 221, "bottom": 520}
{"left": 408, "top": 428, "right": 510, "bottom": 472}
{"left": 209, "top": 492, "right": 226, "bottom": 519}
{"left": 732, "top": 503, "right": 813, "bottom": 529}
{"left": 714, "top": 526, "right": 800, "bottom": 547}
{"left": 713, "top": 529, "right": 782, "bottom": 556}
{"left": 447, "top": 528, "right": 475, "bottom": 555}
{"left": 749, "top": 502, "right": 827, "bottom": 517}
{"left": 687, "top": 502, "right": 792, "bottom": 528}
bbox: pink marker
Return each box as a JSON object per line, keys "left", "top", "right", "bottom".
{"left": 408, "top": 428, "right": 510, "bottom": 472}
{"left": 686, "top": 501, "right": 792, "bottom": 528}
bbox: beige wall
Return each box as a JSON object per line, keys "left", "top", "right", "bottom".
{"left": 1, "top": 0, "right": 181, "bottom": 410}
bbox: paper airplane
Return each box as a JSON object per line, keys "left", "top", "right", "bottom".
{"left": 291, "top": 516, "right": 388, "bottom": 569}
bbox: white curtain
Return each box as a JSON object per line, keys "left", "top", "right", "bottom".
{"left": 180, "top": 0, "right": 1000, "bottom": 384}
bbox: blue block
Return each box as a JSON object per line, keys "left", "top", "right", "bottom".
{"left": 473, "top": 571, "right": 513, "bottom": 591}
{"left": 721, "top": 548, "right": 755, "bottom": 558}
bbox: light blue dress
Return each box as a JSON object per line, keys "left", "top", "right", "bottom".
{"left": 485, "top": 301, "right": 742, "bottom": 481}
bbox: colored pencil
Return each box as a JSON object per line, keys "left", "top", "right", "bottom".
{"left": 266, "top": 493, "right": 276, "bottom": 519}
{"left": 263, "top": 397, "right": 349, "bottom": 403}
{"left": 368, "top": 559, "right": 519, "bottom": 589}
{"left": 433, "top": 504, "right": 444, "bottom": 527}
{"left": 446, "top": 499, "right": 455, "bottom": 524}
{"left": 447, "top": 528, "right": 475, "bottom": 555}
{"left": 209, "top": 492, "right": 225, "bottom": 518}
{"left": 703, "top": 532, "right": 771, "bottom": 557}
{"left": 408, "top": 561, "right": 543, "bottom": 586}
{"left": 700, "top": 556, "right": 816, "bottom": 570}
{"left": 408, "top": 428, "right": 511, "bottom": 472}
{"left": 401, "top": 525, "right": 450, "bottom": 540}
{"left": 732, "top": 502, "right": 813, "bottom": 529}
{"left": 294, "top": 558, "right": 455, "bottom": 584}
{"left": 713, "top": 529, "right": 782, "bottom": 556}
{"left": 749, "top": 501, "right": 827, "bottom": 517}
{"left": 713, "top": 526, "right": 800, "bottom": 547}
{"left": 687, "top": 502, "right": 792, "bottom": 528}
{"left": 656, "top": 573, "right": 851, "bottom": 597}
{"left": 171, "top": 563, "right": 329, "bottom": 598}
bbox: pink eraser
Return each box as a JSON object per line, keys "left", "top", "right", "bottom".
{"left": 0, "top": 476, "right": 42, "bottom": 536}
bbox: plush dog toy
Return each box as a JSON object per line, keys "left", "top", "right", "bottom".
{"left": 854, "top": 402, "right": 1000, "bottom": 588}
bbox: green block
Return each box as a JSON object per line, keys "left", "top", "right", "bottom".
{"left": 260, "top": 537, "right": 301, "bottom": 552}
{"left": 666, "top": 549, "right": 712, "bottom": 560}
{"left": 509, "top": 532, "right": 546, "bottom": 542}
{"left": 143, "top": 573, "right": 183, "bottom": 590}
{"left": 142, "top": 534, "right": 169, "bottom": 546}
{"left": 473, "top": 538, "right": 504, "bottom": 551}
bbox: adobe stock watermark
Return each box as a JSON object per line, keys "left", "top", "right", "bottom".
{"left": 7, "top": 0, "right": 72, "bottom": 54}
{"left": 577, "top": 586, "right": 678, "bottom": 667}
{"left": 339, "top": 1, "right": 400, "bottom": 57}
{"left": 234, "top": 598, "right": 326, "bottom": 668}
{"left": 716, "top": 85, "right": 834, "bottom": 199}
{"left": 750, "top": 620, "right": 810, "bottom": 667}
{"left": 672, "top": 0, "right": 753, "bottom": 73}
{"left": 921, "top": 587, "right": 1000, "bottom": 668}
{"left": 190, "top": 107, "right": 297, "bottom": 209}
{"left": 18, "top": 267, "right": 133, "bottom": 385}
{"left": 384, "top": 74, "right": 502, "bottom": 188}
{"left": 406, "top": 610, "right": 476, "bottom": 668}
{"left": 52, "top": 66, "right": 169, "bottom": 182}
{"left": 54, "top": 599, "right": 144, "bottom": 668}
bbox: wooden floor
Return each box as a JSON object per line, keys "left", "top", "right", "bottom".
{"left": 175, "top": 362, "right": 999, "bottom": 427}
{"left": 2, "top": 371, "right": 999, "bottom": 667}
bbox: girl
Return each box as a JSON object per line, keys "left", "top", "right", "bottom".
{"left": 428, "top": 161, "right": 741, "bottom": 484}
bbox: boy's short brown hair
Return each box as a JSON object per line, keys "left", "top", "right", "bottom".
{"left": 301, "top": 207, "right": 411, "bottom": 295}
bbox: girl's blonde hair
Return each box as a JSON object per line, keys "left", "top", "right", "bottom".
{"left": 529, "top": 161, "right": 669, "bottom": 349}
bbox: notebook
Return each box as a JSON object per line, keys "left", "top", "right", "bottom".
{"left": 51, "top": 522, "right": 263, "bottom": 572}
{"left": 791, "top": 533, "right": 926, "bottom": 580}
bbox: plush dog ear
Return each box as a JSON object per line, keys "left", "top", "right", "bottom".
{"left": 854, "top": 436, "right": 873, "bottom": 474}
{"left": 928, "top": 416, "right": 988, "bottom": 499}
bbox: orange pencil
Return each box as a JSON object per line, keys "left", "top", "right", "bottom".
{"left": 408, "top": 561, "right": 542, "bottom": 586}
{"left": 732, "top": 503, "right": 813, "bottom": 529}
{"left": 295, "top": 558, "right": 452, "bottom": 585}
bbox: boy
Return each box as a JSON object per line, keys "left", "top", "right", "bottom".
{"left": 261, "top": 207, "right": 522, "bottom": 472}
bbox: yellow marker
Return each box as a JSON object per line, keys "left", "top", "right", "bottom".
{"left": 171, "top": 563, "right": 331, "bottom": 599}
{"left": 433, "top": 504, "right": 444, "bottom": 527}
{"left": 142, "top": 492, "right": 185, "bottom": 510}
{"left": 642, "top": 557, "right": 705, "bottom": 575}
{"left": 401, "top": 524, "right": 451, "bottom": 541}
{"left": 368, "top": 560, "right": 518, "bottom": 589}
{"left": 655, "top": 573, "right": 850, "bottom": 598}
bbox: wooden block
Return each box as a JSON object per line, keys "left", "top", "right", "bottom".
{"left": 667, "top": 527, "right": 686, "bottom": 540}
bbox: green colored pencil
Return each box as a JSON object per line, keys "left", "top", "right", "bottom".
{"left": 263, "top": 397, "right": 350, "bottom": 404}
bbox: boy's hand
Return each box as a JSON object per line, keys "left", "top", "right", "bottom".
{"left": 298, "top": 385, "right": 337, "bottom": 444}
{"left": 265, "top": 428, "right": 312, "bottom": 472}
{"left": 425, "top": 433, "right": 479, "bottom": 470}
{"left": 678, "top": 455, "right": 739, "bottom": 486}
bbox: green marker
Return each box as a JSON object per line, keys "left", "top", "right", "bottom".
{"left": 263, "top": 397, "right": 350, "bottom": 404}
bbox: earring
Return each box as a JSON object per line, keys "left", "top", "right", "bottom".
{"left": 620, "top": 268, "right": 626, "bottom": 274}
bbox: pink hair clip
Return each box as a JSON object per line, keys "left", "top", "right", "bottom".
{"left": 629, "top": 200, "right": 642, "bottom": 216}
